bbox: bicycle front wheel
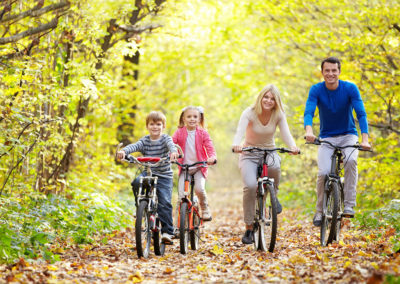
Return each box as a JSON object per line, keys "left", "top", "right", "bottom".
{"left": 321, "top": 181, "right": 339, "bottom": 246}
{"left": 179, "top": 202, "right": 190, "bottom": 254}
{"left": 153, "top": 218, "right": 165, "bottom": 256}
{"left": 135, "top": 200, "right": 151, "bottom": 258}
{"left": 255, "top": 183, "right": 277, "bottom": 252}
{"left": 334, "top": 182, "right": 345, "bottom": 241}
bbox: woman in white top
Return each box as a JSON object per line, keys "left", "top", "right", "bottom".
{"left": 232, "top": 84, "right": 300, "bottom": 245}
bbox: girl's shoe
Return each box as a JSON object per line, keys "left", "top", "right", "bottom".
{"left": 202, "top": 210, "right": 212, "bottom": 221}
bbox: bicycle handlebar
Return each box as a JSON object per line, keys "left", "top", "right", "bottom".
{"left": 232, "top": 147, "right": 300, "bottom": 154}
{"left": 305, "top": 138, "right": 372, "bottom": 152}
{"left": 123, "top": 154, "right": 170, "bottom": 167}
{"left": 173, "top": 160, "right": 217, "bottom": 168}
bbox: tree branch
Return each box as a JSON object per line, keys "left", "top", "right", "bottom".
{"left": 369, "top": 123, "right": 400, "bottom": 135}
{"left": 0, "top": 0, "right": 69, "bottom": 24}
{"left": 117, "top": 23, "right": 162, "bottom": 33}
{"left": 0, "top": 16, "right": 58, "bottom": 44}
{"left": 393, "top": 23, "right": 400, "bottom": 33}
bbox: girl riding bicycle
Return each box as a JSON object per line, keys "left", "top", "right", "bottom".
{"left": 232, "top": 84, "right": 299, "bottom": 244}
{"left": 172, "top": 106, "right": 217, "bottom": 222}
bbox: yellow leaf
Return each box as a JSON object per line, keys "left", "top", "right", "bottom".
{"left": 371, "top": 262, "right": 379, "bottom": 270}
{"left": 344, "top": 261, "right": 352, "bottom": 269}
{"left": 210, "top": 245, "right": 224, "bottom": 256}
{"left": 339, "top": 240, "right": 345, "bottom": 246}
{"left": 129, "top": 271, "right": 144, "bottom": 283}
{"left": 196, "top": 265, "right": 207, "bottom": 272}
{"left": 47, "top": 265, "right": 59, "bottom": 271}
{"left": 289, "top": 254, "right": 307, "bottom": 264}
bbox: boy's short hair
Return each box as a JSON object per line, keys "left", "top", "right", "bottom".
{"left": 146, "top": 111, "right": 166, "bottom": 128}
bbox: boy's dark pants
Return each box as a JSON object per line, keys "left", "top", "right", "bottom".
{"left": 132, "top": 172, "right": 174, "bottom": 235}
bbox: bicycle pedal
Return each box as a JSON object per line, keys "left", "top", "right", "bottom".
{"left": 162, "top": 240, "right": 173, "bottom": 245}
{"left": 342, "top": 214, "right": 354, "bottom": 218}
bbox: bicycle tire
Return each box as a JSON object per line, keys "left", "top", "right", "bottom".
{"left": 320, "top": 181, "right": 339, "bottom": 246}
{"left": 265, "top": 183, "right": 278, "bottom": 252}
{"left": 190, "top": 207, "right": 201, "bottom": 250}
{"left": 135, "top": 200, "right": 151, "bottom": 258}
{"left": 254, "top": 184, "right": 265, "bottom": 251}
{"left": 179, "top": 202, "right": 190, "bottom": 254}
{"left": 255, "top": 183, "right": 277, "bottom": 252}
{"left": 153, "top": 218, "right": 164, "bottom": 256}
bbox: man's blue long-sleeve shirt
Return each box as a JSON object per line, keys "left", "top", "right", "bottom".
{"left": 304, "top": 80, "right": 368, "bottom": 138}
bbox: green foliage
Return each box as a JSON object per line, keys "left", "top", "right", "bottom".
{"left": 0, "top": 191, "right": 133, "bottom": 264}
{"left": 356, "top": 199, "right": 400, "bottom": 252}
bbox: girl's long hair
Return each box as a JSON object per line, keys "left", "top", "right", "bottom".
{"left": 178, "top": 106, "right": 204, "bottom": 128}
{"left": 252, "top": 84, "right": 284, "bottom": 116}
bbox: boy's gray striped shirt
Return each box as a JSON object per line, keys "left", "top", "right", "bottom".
{"left": 123, "top": 134, "right": 177, "bottom": 178}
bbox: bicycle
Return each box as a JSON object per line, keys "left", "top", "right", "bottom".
{"left": 173, "top": 160, "right": 215, "bottom": 254}
{"left": 306, "top": 139, "right": 371, "bottom": 246}
{"left": 234, "top": 147, "right": 297, "bottom": 252}
{"left": 116, "top": 144, "right": 171, "bottom": 258}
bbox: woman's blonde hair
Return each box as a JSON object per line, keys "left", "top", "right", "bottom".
{"left": 252, "top": 84, "right": 284, "bottom": 116}
{"left": 178, "top": 106, "right": 204, "bottom": 128}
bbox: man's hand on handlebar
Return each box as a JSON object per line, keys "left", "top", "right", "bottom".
{"left": 360, "top": 141, "right": 372, "bottom": 151}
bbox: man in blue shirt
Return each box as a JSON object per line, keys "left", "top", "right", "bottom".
{"left": 304, "top": 57, "right": 371, "bottom": 226}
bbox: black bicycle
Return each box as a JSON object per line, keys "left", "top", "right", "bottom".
{"left": 117, "top": 144, "right": 170, "bottom": 258}
{"left": 306, "top": 139, "right": 371, "bottom": 246}
{"left": 235, "top": 147, "right": 297, "bottom": 252}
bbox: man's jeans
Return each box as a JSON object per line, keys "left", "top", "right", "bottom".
{"left": 316, "top": 134, "right": 359, "bottom": 213}
{"left": 132, "top": 172, "right": 174, "bottom": 235}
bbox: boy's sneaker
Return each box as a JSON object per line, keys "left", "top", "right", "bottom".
{"left": 313, "top": 212, "right": 322, "bottom": 227}
{"left": 161, "top": 233, "right": 174, "bottom": 244}
{"left": 172, "top": 227, "right": 179, "bottom": 239}
{"left": 242, "top": 230, "right": 254, "bottom": 244}
{"left": 343, "top": 207, "right": 355, "bottom": 217}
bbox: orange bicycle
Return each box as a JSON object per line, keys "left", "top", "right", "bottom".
{"left": 173, "top": 161, "right": 214, "bottom": 254}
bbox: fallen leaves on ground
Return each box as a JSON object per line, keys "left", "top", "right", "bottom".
{"left": 1, "top": 188, "right": 399, "bottom": 283}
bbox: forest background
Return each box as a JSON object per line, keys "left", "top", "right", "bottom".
{"left": 0, "top": 0, "right": 399, "bottom": 265}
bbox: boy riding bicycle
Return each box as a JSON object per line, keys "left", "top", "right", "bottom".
{"left": 116, "top": 111, "right": 179, "bottom": 243}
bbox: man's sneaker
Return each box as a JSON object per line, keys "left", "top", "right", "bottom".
{"left": 161, "top": 233, "right": 174, "bottom": 244}
{"left": 241, "top": 230, "right": 254, "bottom": 244}
{"left": 313, "top": 212, "right": 322, "bottom": 227}
{"left": 202, "top": 210, "right": 212, "bottom": 222}
{"left": 343, "top": 207, "right": 355, "bottom": 218}
{"left": 276, "top": 199, "right": 282, "bottom": 214}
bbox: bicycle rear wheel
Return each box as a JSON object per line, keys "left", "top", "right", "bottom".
{"left": 135, "top": 200, "right": 151, "bottom": 258}
{"left": 179, "top": 202, "right": 190, "bottom": 254}
{"left": 321, "top": 181, "right": 339, "bottom": 246}
{"left": 190, "top": 207, "right": 201, "bottom": 250}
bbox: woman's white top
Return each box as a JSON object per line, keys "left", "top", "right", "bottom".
{"left": 232, "top": 107, "right": 296, "bottom": 148}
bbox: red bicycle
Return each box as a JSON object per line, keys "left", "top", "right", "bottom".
{"left": 235, "top": 147, "right": 297, "bottom": 252}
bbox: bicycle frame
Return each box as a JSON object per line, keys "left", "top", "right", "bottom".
{"left": 175, "top": 161, "right": 207, "bottom": 228}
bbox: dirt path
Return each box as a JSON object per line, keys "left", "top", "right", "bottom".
{"left": 1, "top": 188, "right": 399, "bottom": 283}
